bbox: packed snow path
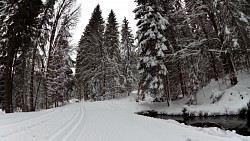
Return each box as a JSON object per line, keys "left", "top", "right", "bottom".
{"left": 0, "top": 102, "right": 249, "bottom": 141}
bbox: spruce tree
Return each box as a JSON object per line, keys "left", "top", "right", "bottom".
{"left": 103, "top": 10, "right": 122, "bottom": 99}
{"left": 76, "top": 4, "right": 105, "bottom": 100}
{"left": 120, "top": 17, "right": 137, "bottom": 96}
{"left": 134, "top": 0, "right": 170, "bottom": 105}
{"left": 104, "top": 10, "right": 120, "bottom": 60}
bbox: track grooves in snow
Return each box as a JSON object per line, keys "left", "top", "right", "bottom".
{"left": 47, "top": 104, "right": 84, "bottom": 141}
{"left": 0, "top": 108, "right": 65, "bottom": 138}
{"left": 0, "top": 108, "right": 62, "bottom": 127}
{"left": 62, "top": 104, "right": 86, "bottom": 141}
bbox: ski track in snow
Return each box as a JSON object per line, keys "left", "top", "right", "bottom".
{"left": 0, "top": 108, "right": 62, "bottom": 127}
{"left": 0, "top": 102, "right": 249, "bottom": 141}
{"left": 48, "top": 103, "right": 86, "bottom": 141}
{"left": 0, "top": 108, "right": 64, "bottom": 137}
{"left": 0, "top": 103, "right": 84, "bottom": 141}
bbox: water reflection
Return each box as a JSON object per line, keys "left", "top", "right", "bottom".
{"left": 137, "top": 111, "right": 250, "bottom": 136}
{"left": 157, "top": 115, "right": 250, "bottom": 136}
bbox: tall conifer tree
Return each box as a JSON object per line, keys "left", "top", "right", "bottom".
{"left": 76, "top": 4, "right": 105, "bottom": 100}
{"left": 134, "top": 0, "right": 170, "bottom": 105}
{"left": 120, "top": 17, "right": 137, "bottom": 96}
{"left": 103, "top": 10, "right": 122, "bottom": 98}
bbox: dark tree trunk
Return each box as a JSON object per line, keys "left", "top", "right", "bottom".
{"left": 126, "top": 46, "right": 131, "bottom": 96}
{"left": 238, "top": 27, "right": 250, "bottom": 70}
{"left": 177, "top": 63, "right": 187, "bottom": 97}
{"left": 29, "top": 48, "right": 36, "bottom": 111}
{"left": 82, "top": 83, "right": 87, "bottom": 101}
{"left": 163, "top": 75, "right": 170, "bottom": 107}
{"left": 21, "top": 57, "right": 28, "bottom": 112}
{"left": 205, "top": 9, "right": 238, "bottom": 85}
{"left": 198, "top": 16, "right": 219, "bottom": 81}
{"left": 222, "top": 52, "right": 238, "bottom": 86}
{"left": 101, "top": 60, "right": 106, "bottom": 99}
{"left": 34, "top": 77, "right": 41, "bottom": 110}
{"left": 226, "top": 53, "right": 238, "bottom": 86}
{"left": 210, "top": 52, "right": 219, "bottom": 81}
{"left": 4, "top": 45, "right": 15, "bottom": 113}
{"left": 44, "top": 75, "right": 48, "bottom": 109}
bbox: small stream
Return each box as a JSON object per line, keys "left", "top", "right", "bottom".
{"left": 137, "top": 111, "right": 250, "bottom": 136}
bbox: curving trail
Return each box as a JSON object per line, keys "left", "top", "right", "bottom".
{"left": 0, "top": 101, "right": 249, "bottom": 141}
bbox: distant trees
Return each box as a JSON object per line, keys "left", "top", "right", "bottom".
{"left": 76, "top": 5, "right": 138, "bottom": 101}
{"left": 120, "top": 18, "right": 138, "bottom": 96}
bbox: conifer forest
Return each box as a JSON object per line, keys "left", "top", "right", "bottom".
{"left": 1, "top": 0, "right": 250, "bottom": 114}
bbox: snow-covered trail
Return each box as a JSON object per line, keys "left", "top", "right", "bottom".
{"left": 0, "top": 101, "right": 249, "bottom": 141}
{"left": 0, "top": 103, "right": 86, "bottom": 141}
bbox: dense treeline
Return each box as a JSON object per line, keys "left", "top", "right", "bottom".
{"left": 0, "top": 0, "right": 79, "bottom": 113}
{"left": 75, "top": 5, "right": 138, "bottom": 101}
{"left": 135, "top": 0, "right": 250, "bottom": 105}
{"left": 1, "top": 0, "right": 250, "bottom": 113}
{"left": 76, "top": 0, "right": 250, "bottom": 104}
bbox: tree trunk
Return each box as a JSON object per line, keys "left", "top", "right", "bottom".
{"left": 29, "top": 48, "right": 36, "bottom": 111}
{"left": 34, "top": 77, "right": 41, "bottom": 110}
{"left": 210, "top": 52, "right": 219, "bottom": 81}
{"left": 222, "top": 52, "right": 238, "bottom": 86}
{"left": 177, "top": 62, "right": 187, "bottom": 97}
{"left": 101, "top": 59, "right": 106, "bottom": 99}
{"left": 163, "top": 75, "right": 170, "bottom": 107}
{"left": 226, "top": 52, "right": 238, "bottom": 86}
{"left": 198, "top": 16, "right": 219, "bottom": 81}
{"left": 4, "top": 45, "right": 15, "bottom": 113}
{"left": 21, "top": 56, "right": 29, "bottom": 112}
{"left": 40, "top": 59, "right": 48, "bottom": 109}
{"left": 44, "top": 74, "right": 48, "bottom": 109}
{"left": 238, "top": 27, "right": 250, "bottom": 70}
{"left": 126, "top": 46, "right": 131, "bottom": 96}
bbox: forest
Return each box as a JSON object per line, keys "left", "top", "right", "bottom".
{"left": 1, "top": 0, "right": 250, "bottom": 114}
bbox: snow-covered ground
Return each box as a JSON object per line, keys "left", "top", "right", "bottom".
{"left": 0, "top": 100, "right": 249, "bottom": 141}
{"left": 121, "top": 72, "right": 250, "bottom": 116}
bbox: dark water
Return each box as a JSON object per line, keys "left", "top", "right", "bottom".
{"left": 137, "top": 111, "right": 250, "bottom": 136}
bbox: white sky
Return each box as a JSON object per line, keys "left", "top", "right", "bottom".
{"left": 72, "top": 0, "right": 138, "bottom": 45}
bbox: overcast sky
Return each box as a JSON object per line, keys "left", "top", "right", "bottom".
{"left": 72, "top": 0, "right": 138, "bottom": 45}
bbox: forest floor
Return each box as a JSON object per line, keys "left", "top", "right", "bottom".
{"left": 0, "top": 99, "right": 249, "bottom": 141}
